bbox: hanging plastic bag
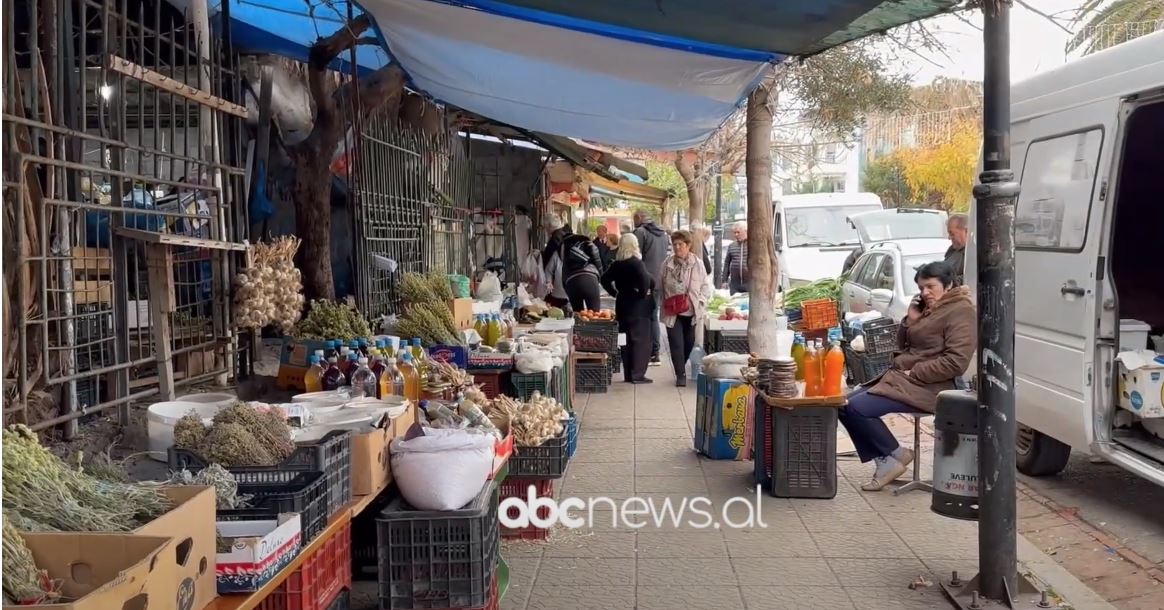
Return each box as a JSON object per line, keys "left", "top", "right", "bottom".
{"left": 514, "top": 349, "right": 554, "bottom": 374}
{"left": 521, "top": 251, "right": 549, "bottom": 299}
{"left": 391, "top": 427, "right": 495, "bottom": 510}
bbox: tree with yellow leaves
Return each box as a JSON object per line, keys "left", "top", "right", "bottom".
{"left": 898, "top": 120, "right": 980, "bottom": 212}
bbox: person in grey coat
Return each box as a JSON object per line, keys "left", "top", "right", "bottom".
{"left": 633, "top": 210, "right": 670, "bottom": 364}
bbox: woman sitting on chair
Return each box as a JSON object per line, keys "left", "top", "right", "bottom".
{"left": 839, "top": 261, "right": 975, "bottom": 491}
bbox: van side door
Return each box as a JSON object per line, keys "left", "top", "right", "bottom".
{"left": 1012, "top": 101, "right": 1119, "bottom": 450}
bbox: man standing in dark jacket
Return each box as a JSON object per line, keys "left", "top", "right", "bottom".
{"left": 593, "top": 225, "right": 614, "bottom": 270}
{"left": 944, "top": 213, "right": 968, "bottom": 285}
{"left": 722, "top": 222, "right": 750, "bottom": 294}
{"left": 633, "top": 210, "right": 670, "bottom": 364}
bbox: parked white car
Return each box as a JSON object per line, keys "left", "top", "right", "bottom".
{"left": 840, "top": 240, "right": 949, "bottom": 321}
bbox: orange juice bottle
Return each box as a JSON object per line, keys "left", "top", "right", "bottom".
{"left": 823, "top": 341, "right": 845, "bottom": 397}
{"left": 397, "top": 352, "right": 421, "bottom": 402}
{"left": 802, "top": 342, "right": 820, "bottom": 397}
{"left": 304, "top": 354, "right": 324, "bottom": 393}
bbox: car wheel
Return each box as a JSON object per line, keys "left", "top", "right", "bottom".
{"left": 1015, "top": 424, "right": 1071, "bottom": 476}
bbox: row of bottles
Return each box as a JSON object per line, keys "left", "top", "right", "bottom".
{"left": 474, "top": 313, "right": 512, "bottom": 347}
{"left": 305, "top": 338, "right": 426, "bottom": 402}
{"left": 790, "top": 334, "right": 845, "bottom": 397}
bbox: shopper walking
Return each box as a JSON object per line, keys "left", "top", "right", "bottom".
{"left": 633, "top": 210, "right": 670, "bottom": 365}
{"left": 660, "top": 230, "right": 710, "bottom": 387}
{"left": 722, "top": 221, "right": 750, "bottom": 294}
{"left": 600, "top": 234, "right": 655, "bottom": 384}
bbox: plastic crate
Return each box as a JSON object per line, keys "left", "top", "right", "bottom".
{"left": 376, "top": 483, "right": 499, "bottom": 610}
{"left": 549, "top": 365, "right": 569, "bottom": 411}
{"left": 510, "top": 371, "right": 551, "bottom": 401}
{"left": 800, "top": 298, "right": 839, "bottom": 331}
{"left": 841, "top": 344, "right": 892, "bottom": 386}
{"left": 572, "top": 320, "right": 618, "bottom": 353}
{"left": 170, "top": 429, "right": 352, "bottom": 521}
{"left": 508, "top": 431, "right": 569, "bottom": 479}
{"left": 352, "top": 492, "right": 396, "bottom": 581}
{"left": 563, "top": 414, "right": 578, "bottom": 459}
{"left": 472, "top": 371, "right": 508, "bottom": 399}
{"left": 714, "top": 330, "right": 749, "bottom": 354}
{"left": 326, "top": 590, "right": 350, "bottom": 610}
{"left": 498, "top": 478, "right": 553, "bottom": 540}
{"left": 752, "top": 399, "right": 774, "bottom": 489}
{"left": 254, "top": 523, "right": 352, "bottom": 610}
{"left": 219, "top": 471, "right": 330, "bottom": 544}
{"left": 74, "top": 302, "right": 114, "bottom": 345}
{"left": 771, "top": 406, "right": 838, "bottom": 499}
{"left": 575, "top": 354, "right": 610, "bottom": 394}
{"left": 861, "top": 317, "right": 900, "bottom": 356}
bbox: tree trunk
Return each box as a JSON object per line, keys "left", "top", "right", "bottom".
{"left": 675, "top": 153, "right": 706, "bottom": 228}
{"left": 291, "top": 148, "right": 336, "bottom": 300}
{"left": 746, "top": 82, "right": 780, "bottom": 358}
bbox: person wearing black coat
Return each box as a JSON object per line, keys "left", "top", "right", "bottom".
{"left": 559, "top": 227, "right": 606, "bottom": 312}
{"left": 601, "top": 234, "right": 656, "bottom": 384}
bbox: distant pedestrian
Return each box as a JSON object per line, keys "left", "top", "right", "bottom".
{"left": 660, "top": 230, "right": 710, "bottom": 387}
{"left": 944, "top": 213, "right": 969, "bottom": 285}
{"left": 633, "top": 210, "right": 670, "bottom": 365}
{"left": 723, "top": 222, "right": 750, "bottom": 294}
{"left": 601, "top": 234, "right": 655, "bottom": 384}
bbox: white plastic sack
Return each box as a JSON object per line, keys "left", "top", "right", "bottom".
{"left": 477, "top": 271, "right": 503, "bottom": 302}
{"left": 391, "top": 428, "right": 495, "bottom": 510}
{"left": 515, "top": 350, "right": 554, "bottom": 374}
{"left": 520, "top": 252, "right": 549, "bottom": 299}
{"left": 701, "top": 351, "right": 751, "bottom": 380}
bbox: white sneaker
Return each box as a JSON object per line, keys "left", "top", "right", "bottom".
{"left": 862, "top": 456, "right": 908, "bottom": 491}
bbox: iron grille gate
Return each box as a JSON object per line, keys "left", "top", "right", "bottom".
{"left": 351, "top": 117, "right": 474, "bottom": 322}
{"left": 2, "top": 0, "right": 247, "bottom": 433}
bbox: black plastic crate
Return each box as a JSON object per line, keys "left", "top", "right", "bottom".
{"left": 169, "top": 429, "right": 352, "bottom": 520}
{"left": 862, "top": 317, "right": 900, "bottom": 355}
{"left": 575, "top": 357, "right": 610, "bottom": 394}
{"left": 572, "top": 320, "right": 618, "bottom": 353}
{"left": 840, "top": 344, "right": 892, "bottom": 386}
{"left": 508, "top": 430, "right": 569, "bottom": 479}
{"left": 74, "top": 303, "right": 114, "bottom": 345}
{"left": 376, "top": 483, "right": 499, "bottom": 610}
{"left": 771, "top": 407, "right": 838, "bottom": 499}
{"left": 219, "top": 470, "right": 330, "bottom": 544}
{"left": 353, "top": 490, "right": 397, "bottom": 580}
{"left": 510, "top": 371, "right": 551, "bottom": 401}
{"left": 716, "top": 330, "right": 749, "bottom": 354}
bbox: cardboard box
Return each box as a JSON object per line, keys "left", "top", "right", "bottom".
{"left": 449, "top": 297, "right": 474, "bottom": 330}
{"left": 18, "top": 533, "right": 173, "bottom": 610}
{"left": 215, "top": 514, "right": 302, "bottom": 593}
{"left": 134, "top": 486, "right": 218, "bottom": 610}
{"left": 1117, "top": 350, "right": 1164, "bottom": 418}
{"left": 350, "top": 403, "right": 418, "bottom": 496}
{"left": 694, "top": 375, "right": 752, "bottom": 460}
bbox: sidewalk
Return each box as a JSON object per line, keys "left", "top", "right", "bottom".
{"left": 498, "top": 366, "right": 1116, "bottom": 610}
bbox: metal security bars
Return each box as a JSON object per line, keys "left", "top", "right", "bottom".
{"left": 351, "top": 115, "right": 474, "bottom": 322}
{"left": 2, "top": 0, "right": 248, "bottom": 434}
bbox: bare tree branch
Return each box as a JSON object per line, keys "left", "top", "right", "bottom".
{"left": 1015, "top": 0, "right": 1075, "bottom": 35}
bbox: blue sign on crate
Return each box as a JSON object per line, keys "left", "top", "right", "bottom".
{"left": 694, "top": 374, "right": 752, "bottom": 460}
{"left": 429, "top": 345, "right": 468, "bottom": 368}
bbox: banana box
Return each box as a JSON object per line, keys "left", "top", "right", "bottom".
{"left": 694, "top": 374, "right": 753, "bottom": 460}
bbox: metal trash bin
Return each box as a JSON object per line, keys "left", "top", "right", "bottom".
{"left": 931, "top": 389, "right": 979, "bottom": 521}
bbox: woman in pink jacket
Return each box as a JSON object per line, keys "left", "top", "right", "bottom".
{"left": 659, "top": 230, "right": 710, "bottom": 387}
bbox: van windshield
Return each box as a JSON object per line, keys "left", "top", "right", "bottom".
{"left": 854, "top": 211, "right": 947, "bottom": 243}
{"left": 785, "top": 205, "right": 872, "bottom": 247}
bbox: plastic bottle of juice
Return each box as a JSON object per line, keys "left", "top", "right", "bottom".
{"left": 322, "top": 356, "right": 346, "bottom": 391}
{"left": 383, "top": 357, "right": 405, "bottom": 397}
{"left": 351, "top": 357, "right": 378, "bottom": 398}
{"left": 791, "top": 334, "right": 806, "bottom": 381}
{"left": 410, "top": 339, "right": 428, "bottom": 377}
{"left": 803, "top": 341, "right": 821, "bottom": 397}
{"left": 304, "top": 354, "right": 325, "bottom": 393}
{"left": 474, "top": 314, "right": 487, "bottom": 341}
{"left": 397, "top": 352, "right": 421, "bottom": 402}
{"left": 341, "top": 351, "right": 359, "bottom": 380}
{"left": 823, "top": 341, "right": 845, "bottom": 397}
{"left": 358, "top": 338, "right": 370, "bottom": 357}
{"left": 369, "top": 350, "right": 387, "bottom": 398}
{"left": 487, "top": 314, "right": 503, "bottom": 347}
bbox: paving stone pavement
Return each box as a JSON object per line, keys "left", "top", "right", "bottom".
{"left": 352, "top": 362, "right": 1118, "bottom": 610}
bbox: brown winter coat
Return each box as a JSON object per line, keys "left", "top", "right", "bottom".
{"left": 868, "top": 285, "right": 976, "bottom": 412}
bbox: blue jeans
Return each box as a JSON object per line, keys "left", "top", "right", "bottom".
{"left": 839, "top": 386, "right": 925, "bottom": 463}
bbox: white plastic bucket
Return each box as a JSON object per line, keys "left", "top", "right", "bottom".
{"left": 173, "top": 392, "right": 236, "bottom": 409}
{"left": 775, "top": 330, "right": 796, "bottom": 359}
{"left": 146, "top": 401, "right": 223, "bottom": 462}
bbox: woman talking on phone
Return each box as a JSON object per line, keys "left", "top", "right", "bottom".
{"left": 838, "top": 261, "right": 976, "bottom": 491}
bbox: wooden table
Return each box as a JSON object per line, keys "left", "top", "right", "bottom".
{"left": 203, "top": 484, "right": 387, "bottom": 610}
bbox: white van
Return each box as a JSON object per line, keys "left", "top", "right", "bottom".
{"left": 965, "top": 31, "right": 1164, "bottom": 486}
{"left": 773, "top": 192, "right": 883, "bottom": 289}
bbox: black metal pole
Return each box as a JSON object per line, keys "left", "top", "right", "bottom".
{"left": 976, "top": 0, "right": 1020, "bottom": 603}
{"left": 714, "top": 172, "right": 724, "bottom": 286}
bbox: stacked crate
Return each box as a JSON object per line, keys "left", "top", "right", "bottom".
{"left": 572, "top": 317, "right": 618, "bottom": 390}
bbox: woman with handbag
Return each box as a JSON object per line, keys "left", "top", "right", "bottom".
{"left": 660, "top": 230, "right": 710, "bottom": 387}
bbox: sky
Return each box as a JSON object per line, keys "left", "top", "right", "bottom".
{"left": 892, "top": 0, "right": 1083, "bottom": 85}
